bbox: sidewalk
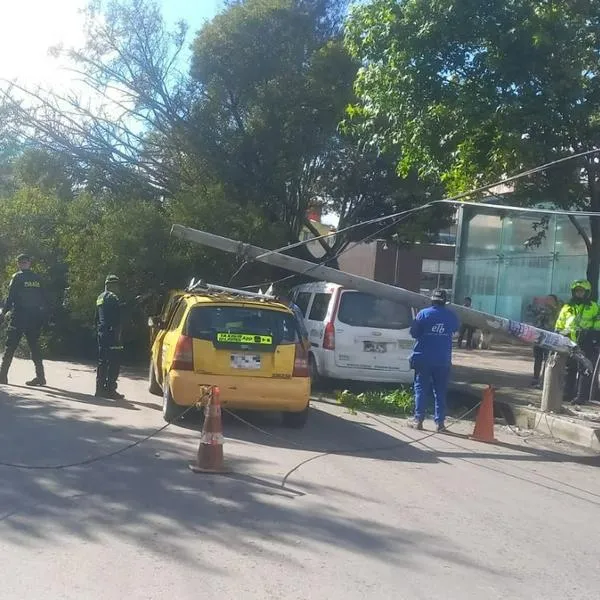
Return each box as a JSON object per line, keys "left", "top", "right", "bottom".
{"left": 452, "top": 343, "right": 600, "bottom": 450}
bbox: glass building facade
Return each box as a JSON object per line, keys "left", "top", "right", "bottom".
{"left": 453, "top": 204, "right": 591, "bottom": 321}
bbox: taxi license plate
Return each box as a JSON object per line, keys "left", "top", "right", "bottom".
{"left": 230, "top": 354, "right": 261, "bottom": 370}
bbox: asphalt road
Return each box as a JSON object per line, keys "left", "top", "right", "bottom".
{"left": 0, "top": 357, "right": 599, "bottom": 599}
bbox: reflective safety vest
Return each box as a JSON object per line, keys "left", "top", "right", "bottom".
{"left": 554, "top": 301, "right": 600, "bottom": 341}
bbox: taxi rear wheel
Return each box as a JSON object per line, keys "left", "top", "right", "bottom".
{"left": 162, "top": 376, "right": 186, "bottom": 423}
{"left": 309, "top": 355, "right": 321, "bottom": 387}
{"left": 282, "top": 405, "right": 309, "bottom": 429}
{"left": 148, "top": 360, "right": 162, "bottom": 396}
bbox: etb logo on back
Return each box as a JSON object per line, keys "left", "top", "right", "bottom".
{"left": 432, "top": 323, "right": 446, "bottom": 334}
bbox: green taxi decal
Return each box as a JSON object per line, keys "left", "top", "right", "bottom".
{"left": 216, "top": 332, "right": 272, "bottom": 344}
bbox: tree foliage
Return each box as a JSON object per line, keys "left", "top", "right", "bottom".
{"left": 0, "top": 0, "right": 453, "bottom": 362}
{"left": 346, "top": 0, "right": 600, "bottom": 295}
{"left": 189, "top": 0, "right": 356, "bottom": 258}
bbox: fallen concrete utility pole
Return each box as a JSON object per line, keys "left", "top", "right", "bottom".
{"left": 170, "top": 224, "right": 591, "bottom": 372}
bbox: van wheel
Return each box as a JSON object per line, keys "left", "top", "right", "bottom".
{"left": 282, "top": 405, "right": 309, "bottom": 429}
{"left": 148, "top": 360, "right": 162, "bottom": 396}
{"left": 162, "top": 376, "right": 185, "bottom": 423}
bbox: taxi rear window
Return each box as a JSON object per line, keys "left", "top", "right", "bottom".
{"left": 185, "top": 306, "right": 299, "bottom": 345}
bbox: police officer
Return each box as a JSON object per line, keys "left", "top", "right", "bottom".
{"left": 555, "top": 279, "right": 600, "bottom": 404}
{"left": 409, "top": 289, "right": 459, "bottom": 432}
{"left": 0, "top": 254, "right": 47, "bottom": 386}
{"left": 95, "top": 274, "right": 124, "bottom": 399}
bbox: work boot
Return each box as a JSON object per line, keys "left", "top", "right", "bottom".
{"left": 410, "top": 418, "right": 424, "bottom": 431}
{"left": 26, "top": 377, "right": 46, "bottom": 387}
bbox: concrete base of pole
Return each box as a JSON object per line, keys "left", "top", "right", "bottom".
{"left": 541, "top": 352, "right": 566, "bottom": 412}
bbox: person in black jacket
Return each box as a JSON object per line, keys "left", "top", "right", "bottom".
{"left": 95, "top": 274, "right": 124, "bottom": 399}
{"left": 0, "top": 254, "right": 47, "bottom": 386}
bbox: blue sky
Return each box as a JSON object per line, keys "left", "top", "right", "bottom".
{"left": 0, "top": 0, "right": 225, "bottom": 87}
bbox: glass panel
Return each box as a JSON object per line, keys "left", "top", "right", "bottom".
{"left": 555, "top": 214, "right": 590, "bottom": 257}
{"left": 438, "top": 260, "right": 454, "bottom": 275}
{"left": 463, "top": 212, "right": 503, "bottom": 258}
{"left": 421, "top": 259, "right": 439, "bottom": 273}
{"left": 308, "top": 293, "right": 331, "bottom": 321}
{"left": 337, "top": 292, "right": 412, "bottom": 330}
{"left": 500, "top": 213, "right": 555, "bottom": 257}
{"left": 438, "top": 273, "right": 453, "bottom": 290}
{"left": 168, "top": 301, "right": 187, "bottom": 330}
{"left": 419, "top": 272, "right": 439, "bottom": 296}
{"left": 186, "top": 306, "right": 298, "bottom": 345}
{"left": 496, "top": 256, "right": 555, "bottom": 321}
{"left": 294, "top": 292, "right": 311, "bottom": 316}
{"left": 454, "top": 256, "right": 499, "bottom": 315}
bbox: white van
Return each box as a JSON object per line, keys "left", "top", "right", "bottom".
{"left": 291, "top": 282, "right": 415, "bottom": 384}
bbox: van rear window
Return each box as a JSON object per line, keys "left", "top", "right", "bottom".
{"left": 185, "top": 306, "right": 299, "bottom": 345}
{"left": 337, "top": 292, "right": 412, "bottom": 330}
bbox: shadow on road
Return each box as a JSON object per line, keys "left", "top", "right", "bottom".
{"left": 178, "top": 406, "right": 440, "bottom": 465}
{"left": 0, "top": 381, "right": 503, "bottom": 578}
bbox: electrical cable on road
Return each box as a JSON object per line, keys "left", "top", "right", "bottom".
{"left": 7, "top": 150, "right": 599, "bottom": 472}
{"left": 0, "top": 397, "right": 207, "bottom": 471}
{"left": 221, "top": 401, "right": 483, "bottom": 488}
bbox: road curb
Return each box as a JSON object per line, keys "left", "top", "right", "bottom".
{"left": 509, "top": 405, "right": 600, "bottom": 451}
{"left": 450, "top": 381, "right": 600, "bottom": 451}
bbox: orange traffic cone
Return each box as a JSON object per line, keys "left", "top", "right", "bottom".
{"left": 189, "top": 386, "right": 230, "bottom": 474}
{"left": 471, "top": 385, "right": 496, "bottom": 443}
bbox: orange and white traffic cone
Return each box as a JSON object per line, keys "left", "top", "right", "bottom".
{"left": 189, "top": 386, "right": 230, "bottom": 474}
{"left": 471, "top": 385, "right": 496, "bottom": 443}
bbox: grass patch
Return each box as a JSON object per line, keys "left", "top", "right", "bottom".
{"left": 336, "top": 388, "right": 414, "bottom": 416}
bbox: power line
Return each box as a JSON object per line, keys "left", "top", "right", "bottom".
{"left": 257, "top": 147, "right": 600, "bottom": 260}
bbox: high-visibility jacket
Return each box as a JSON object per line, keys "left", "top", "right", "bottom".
{"left": 554, "top": 300, "right": 600, "bottom": 342}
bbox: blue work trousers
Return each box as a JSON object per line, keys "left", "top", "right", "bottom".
{"left": 413, "top": 363, "right": 451, "bottom": 425}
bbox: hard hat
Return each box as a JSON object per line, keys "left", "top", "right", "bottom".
{"left": 431, "top": 288, "right": 448, "bottom": 304}
{"left": 570, "top": 279, "right": 591, "bottom": 292}
{"left": 105, "top": 274, "right": 120, "bottom": 284}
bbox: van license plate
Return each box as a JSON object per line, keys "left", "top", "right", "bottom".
{"left": 364, "top": 342, "right": 387, "bottom": 353}
{"left": 231, "top": 354, "right": 261, "bottom": 369}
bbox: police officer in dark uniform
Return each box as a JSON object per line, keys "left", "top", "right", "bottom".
{"left": 95, "top": 274, "right": 124, "bottom": 399}
{"left": 0, "top": 253, "right": 47, "bottom": 386}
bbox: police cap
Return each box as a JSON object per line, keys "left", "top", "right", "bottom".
{"left": 17, "top": 253, "right": 31, "bottom": 262}
{"left": 105, "top": 274, "right": 120, "bottom": 284}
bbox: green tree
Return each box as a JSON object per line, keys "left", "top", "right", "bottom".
{"left": 346, "top": 0, "right": 600, "bottom": 296}
{"left": 190, "top": 0, "right": 357, "bottom": 260}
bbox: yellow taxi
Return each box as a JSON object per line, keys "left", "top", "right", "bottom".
{"left": 148, "top": 284, "right": 311, "bottom": 427}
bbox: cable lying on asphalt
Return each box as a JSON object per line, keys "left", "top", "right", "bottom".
{"left": 0, "top": 397, "right": 480, "bottom": 473}
{"left": 0, "top": 396, "right": 208, "bottom": 471}
{"left": 222, "top": 403, "right": 483, "bottom": 488}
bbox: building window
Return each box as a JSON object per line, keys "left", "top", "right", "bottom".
{"left": 420, "top": 259, "right": 454, "bottom": 297}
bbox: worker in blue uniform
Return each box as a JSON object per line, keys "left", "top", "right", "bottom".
{"left": 410, "top": 289, "right": 459, "bottom": 431}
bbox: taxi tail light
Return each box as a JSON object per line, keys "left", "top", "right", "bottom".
{"left": 293, "top": 342, "right": 309, "bottom": 377}
{"left": 323, "top": 322, "right": 335, "bottom": 350}
{"left": 172, "top": 335, "right": 194, "bottom": 371}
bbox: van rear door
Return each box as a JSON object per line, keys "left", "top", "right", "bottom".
{"left": 333, "top": 291, "right": 413, "bottom": 373}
